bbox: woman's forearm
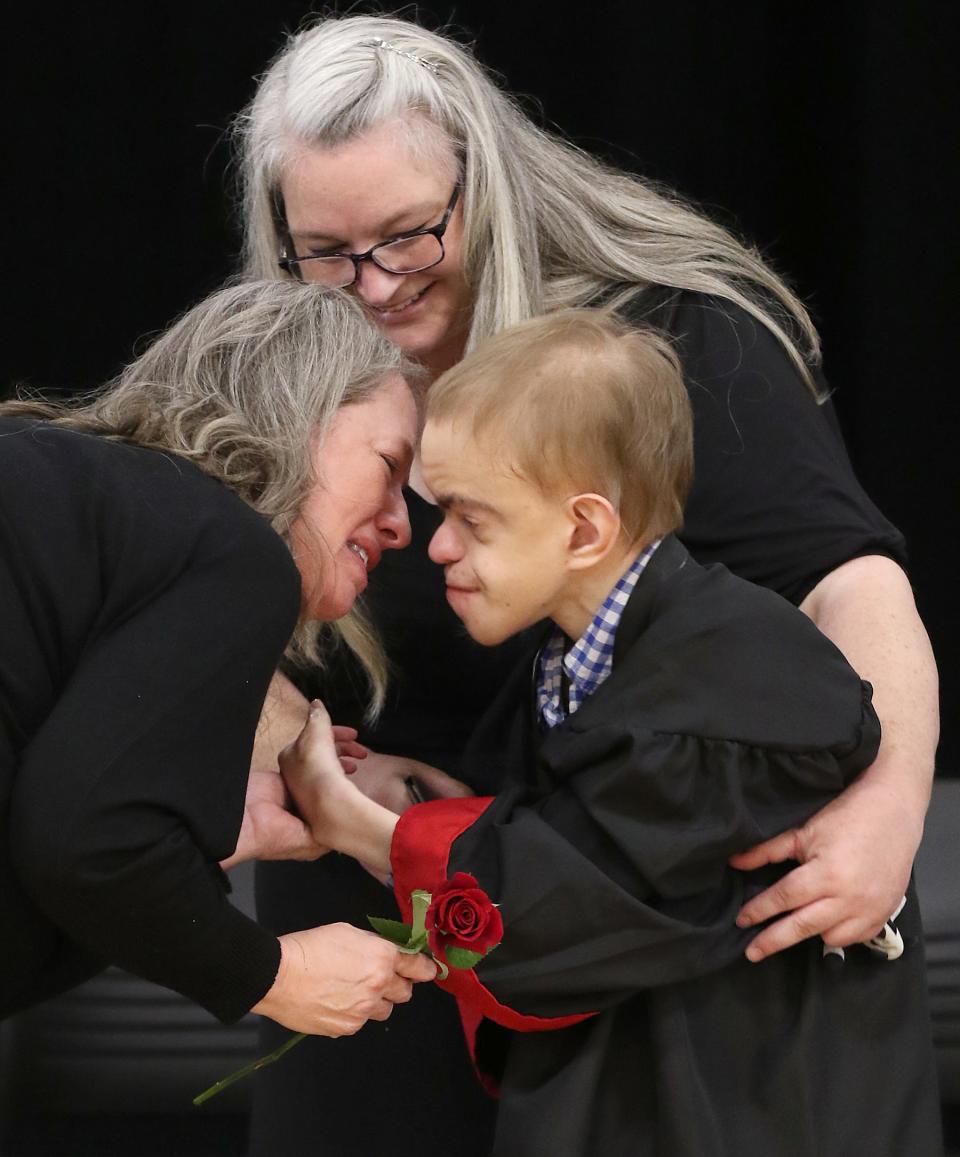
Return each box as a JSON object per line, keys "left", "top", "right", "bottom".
{"left": 252, "top": 671, "right": 312, "bottom": 773}
{"left": 800, "top": 554, "right": 939, "bottom": 826}
{"left": 731, "top": 554, "right": 939, "bottom": 958}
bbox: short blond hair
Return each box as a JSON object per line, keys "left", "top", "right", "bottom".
{"left": 427, "top": 309, "right": 693, "bottom": 542}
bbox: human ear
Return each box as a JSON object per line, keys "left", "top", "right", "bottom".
{"left": 565, "top": 494, "right": 622, "bottom": 570}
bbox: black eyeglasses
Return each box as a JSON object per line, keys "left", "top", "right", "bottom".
{"left": 279, "top": 187, "right": 460, "bottom": 287}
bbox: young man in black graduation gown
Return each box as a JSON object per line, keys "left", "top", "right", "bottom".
{"left": 284, "top": 310, "right": 942, "bottom": 1156}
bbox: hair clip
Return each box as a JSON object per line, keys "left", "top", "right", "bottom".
{"left": 365, "top": 37, "right": 439, "bottom": 75}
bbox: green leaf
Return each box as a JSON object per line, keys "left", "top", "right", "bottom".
{"left": 434, "top": 958, "right": 449, "bottom": 981}
{"left": 367, "top": 916, "right": 413, "bottom": 946}
{"left": 409, "top": 889, "right": 432, "bottom": 942}
{"left": 444, "top": 945, "right": 486, "bottom": 970}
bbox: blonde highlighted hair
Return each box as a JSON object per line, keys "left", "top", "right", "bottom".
{"left": 427, "top": 309, "right": 693, "bottom": 543}
{"left": 1, "top": 279, "right": 416, "bottom": 715}
{"left": 237, "top": 12, "right": 821, "bottom": 392}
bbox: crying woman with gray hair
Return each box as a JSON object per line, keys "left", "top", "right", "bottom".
{"left": 0, "top": 279, "right": 437, "bottom": 1034}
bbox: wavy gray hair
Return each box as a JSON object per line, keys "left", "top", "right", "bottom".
{"left": 236, "top": 13, "right": 821, "bottom": 391}
{"left": 2, "top": 279, "right": 415, "bottom": 713}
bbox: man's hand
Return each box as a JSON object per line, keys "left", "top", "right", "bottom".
{"left": 731, "top": 772, "right": 920, "bottom": 961}
{"left": 251, "top": 923, "right": 437, "bottom": 1036}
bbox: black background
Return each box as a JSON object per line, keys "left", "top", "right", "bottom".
{"left": 5, "top": 2, "right": 957, "bottom": 769}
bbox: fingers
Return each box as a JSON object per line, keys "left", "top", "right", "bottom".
{"left": 395, "top": 950, "right": 439, "bottom": 982}
{"left": 743, "top": 898, "right": 840, "bottom": 962}
{"left": 331, "top": 723, "right": 368, "bottom": 762}
{"left": 382, "top": 975, "right": 416, "bottom": 1005}
{"left": 335, "top": 740, "right": 369, "bottom": 760}
{"left": 736, "top": 860, "right": 822, "bottom": 929}
{"left": 820, "top": 915, "right": 888, "bottom": 948}
{"left": 330, "top": 725, "right": 359, "bottom": 742}
{"left": 728, "top": 828, "right": 802, "bottom": 871}
{"left": 279, "top": 700, "right": 342, "bottom": 778}
{"left": 368, "top": 999, "right": 397, "bottom": 1023}
{"left": 318, "top": 1000, "right": 395, "bottom": 1036}
{"left": 306, "top": 697, "right": 331, "bottom": 727}
{"left": 335, "top": 738, "right": 369, "bottom": 775}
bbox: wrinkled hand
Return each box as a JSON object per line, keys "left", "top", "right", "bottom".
{"left": 731, "top": 778, "right": 921, "bottom": 961}
{"left": 347, "top": 751, "right": 473, "bottom": 815}
{"left": 251, "top": 922, "right": 437, "bottom": 1036}
{"left": 223, "top": 726, "right": 365, "bottom": 869}
{"left": 221, "top": 770, "right": 327, "bottom": 870}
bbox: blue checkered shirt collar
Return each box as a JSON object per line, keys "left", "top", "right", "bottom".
{"left": 536, "top": 540, "right": 661, "bottom": 729}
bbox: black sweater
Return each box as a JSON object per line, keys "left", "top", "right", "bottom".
{"left": 0, "top": 418, "right": 300, "bottom": 1022}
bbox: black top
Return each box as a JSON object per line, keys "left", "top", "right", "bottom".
{"left": 249, "top": 291, "right": 908, "bottom": 1156}
{"left": 0, "top": 418, "right": 301, "bottom": 1023}
{"left": 424, "top": 538, "right": 940, "bottom": 1155}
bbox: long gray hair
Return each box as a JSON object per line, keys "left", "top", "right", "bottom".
{"left": 236, "top": 13, "right": 822, "bottom": 391}
{"left": 2, "top": 279, "right": 413, "bottom": 711}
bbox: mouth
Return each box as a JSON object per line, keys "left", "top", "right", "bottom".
{"left": 444, "top": 582, "right": 479, "bottom": 612}
{"left": 347, "top": 539, "right": 384, "bottom": 573}
{"left": 347, "top": 540, "right": 369, "bottom": 568}
{"left": 368, "top": 284, "right": 431, "bottom": 322}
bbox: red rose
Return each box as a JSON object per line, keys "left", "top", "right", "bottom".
{"left": 426, "top": 872, "right": 503, "bottom": 960}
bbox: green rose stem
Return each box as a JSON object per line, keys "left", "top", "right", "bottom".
{"left": 192, "top": 1031, "right": 307, "bottom": 1107}
{"left": 406, "top": 889, "right": 431, "bottom": 950}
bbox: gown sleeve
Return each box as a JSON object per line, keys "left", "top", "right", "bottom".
{"left": 8, "top": 488, "right": 300, "bottom": 1023}
{"left": 390, "top": 683, "right": 880, "bottom": 1031}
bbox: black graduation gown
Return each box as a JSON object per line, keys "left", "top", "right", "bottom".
{"left": 390, "top": 538, "right": 943, "bottom": 1156}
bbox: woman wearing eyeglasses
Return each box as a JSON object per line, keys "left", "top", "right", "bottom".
{"left": 237, "top": 15, "right": 939, "bottom": 1156}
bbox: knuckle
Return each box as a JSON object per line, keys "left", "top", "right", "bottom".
{"left": 768, "top": 882, "right": 792, "bottom": 910}
{"left": 789, "top": 913, "right": 820, "bottom": 942}
{"left": 821, "top": 927, "right": 851, "bottom": 949}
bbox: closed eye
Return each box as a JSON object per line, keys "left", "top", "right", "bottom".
{"left": 305, "top": 219, "right": 432, "bottom": 259}
{"left": 308, "top": 244, "right": 349, "bottom": 258}
{"left": 388, "top": 219, "right": 431, "bottom": 241}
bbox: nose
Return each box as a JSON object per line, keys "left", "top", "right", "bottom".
{"left": 353, "top": 261, "right": 405, "bottom": 308}
{"left": 427, "top": 519, "right": 463, "bottom": 565}
{"left": 376, "top": 488, "right": 412, "bottom": 551}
